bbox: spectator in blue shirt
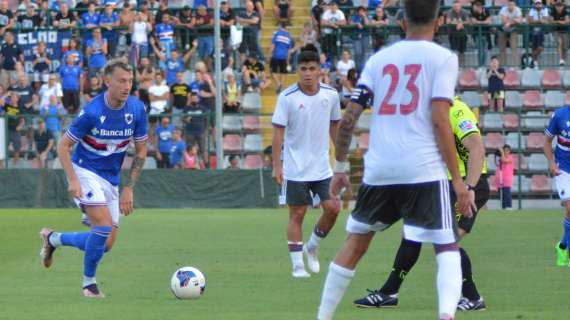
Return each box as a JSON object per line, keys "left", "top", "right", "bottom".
{"left": 156, "top": 48, "right": 194, "bottom": 86}
{"left": 350, "top": 6, "right": 370, "bottom": 71}
{"left": 62, "top": 38, "right": 84, "bottom": 67}
{"left": 40, "top": 95, "right": 66, "bottom": 141}
{"left": 193, "top": 0, "right": 213, "bottom": 9}
{"left": 368, "top": 0, "right": 384, "bottom": 10}
{"left": 86, "top": 28, "right": 108, "bottom": 75}
{"left": 153, "top": 13, "right": 176, "bottom": 60}
{"left": 59, "top": 55, "right": 83, "bottom": 114}
{"left": 99, "top": 4, "right": 120, "bottom": 57}
{"left": 169, "top": 127, "right": 186, "bottom": 169}
{"left": 269, "top": 22, "right": 293, "bottom": 93}
{"left": 80, "top": 2, "right": 100, "bottom": 43}
{"left": 154, "top": 116, "right": 174, "bottom": 168}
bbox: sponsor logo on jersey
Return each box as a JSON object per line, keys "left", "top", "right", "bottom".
{"left": 458, "top": 120, "right": 474, "bottom": 133}
{"left": 91, "top": 128, "right": 135, "bottom": 137}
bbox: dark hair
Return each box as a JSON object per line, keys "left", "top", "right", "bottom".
{"left": 298, "top": 44, "right": 320, "bottom": 65}
{"left": 490, "top": 55, "right": 499, "bottom": 61}
{"left": 404, "top": 0, "right": 440, "bottom": 26}
{"left": 104, "top": 59, "right": 134, "bottom": 77}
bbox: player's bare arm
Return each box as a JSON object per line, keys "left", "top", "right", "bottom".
{"left": 57, "top": 134, "right": 81, "bottom": 198}
{"left": 272, "top": 126, "right": 285, "bottom": 185}
{"left": 329, "top": 120, "right": 339, "bottom": 146}
{"left": 461, "top": 133, "right": 485, "bottom": 188}
{"left": 121, "top": 141, "right": 147, "bottom": 215}
{"left": 544, "top": 135, "right": 561, "bottom": 176}
{"left": 432, "top": 100, "right": 474, "bottom": 217}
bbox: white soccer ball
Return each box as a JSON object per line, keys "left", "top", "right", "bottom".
{"left": 170, "top": 266, "right": 206, "bottom": 299}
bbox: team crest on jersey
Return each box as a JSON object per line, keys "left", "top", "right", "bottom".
{"left": 458, "top": 120, "right": 474, "bottom": 133}
{"left": 100, "top": 116, "right": 106, "bottom": 124}
{"left": 321, "top": 98, "right": 328, "bottom": 108}
{"left": 125, "top": 113, "right": 134, "bottom": 124}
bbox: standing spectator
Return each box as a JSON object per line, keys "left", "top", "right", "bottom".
{"left": 350, "top": 6, "right": 370, "bottom": 71}
{"left": 39, "top": 74, "right": 63, "bottom": 110}
{"left": 368, "top": 6, "right": 388, "bottom": 52}
{"left": 5, "top": 92, "right": 25, "bottom": 163}
{"left": 62, "top": 38, "right": 83, "bottom": 68}
{"left": 37, "top": 0, "right": 50, "bottom": 28}
{"left": 154, "top": 0, "right": 172, "bottom": 26}
{"left": 498, "top": 0, "right": 523, "bottom": 65}
{"left": 487, "top": 56, "right": 506, "bottom": 113}
{"left": 242, "top": 53, "right": 270, "bottom": 92}
{"left": 238, "top": 0, "right": 261, "bottom": 63}
{"left": 9, "top": 75, "right": 36, "bottom": 112}
{"left": 193, "top": 0, "right": 213, "bottom": 9}
{"left": 139, "top": 1, "right": 155, "bottom": 25}
{"left": 184, "top": 92, "right": 208, "bottom": 157}
{"left": 169, "top": 128, "right": 186, "bottom": 169}
{"left": 270, "top": 22, "right": 293, "bottom": 93}
{"left": 40, "top": 94, "right": 66, "bottom": 142}
{"left": 446, "top": 0, "right": 469, "bottom": 65}
{"left": 54, "top": 3, "right": 75, "bottom": 31}
{"left": 319, "top": 52, "right": 332, "bottom": 85}
{"left": 18, "top": 4, "right": 43, "bottom": 29}
{"left": 183, "top": 143, "right": 203, "bottom": 169}
{"left": 223, "top": 69, "right": 241, "bottom": 113}
{"left": 219, "top": 1, "right": 235, "bottom": 51}
{"left": 528, "top": 0, "right": 551, "bottom": 68}
{"left": 136, "top": 57, "right": 155, "bottom": 109}
{"left": 368, "top": 0, "right": 384, "bottom": 10}
{"left": 33, "top": 119, "right": 54, "bottom": 169}
{"left": 154, "top": 116, "right": 174, "bottom": 168}
{"left": 83, "top": 75, "right": 103, "bottom": 103}
{"left": 275, "top": 0, "right": 293, "bottom": 26}
{"left": 59, "top": 55, "right": 83, "bottom": 114}
{"left": 0, "top": 32, "right": 24, "bottom": 91}
{"left": 86, "top": 28, "right": 108, "bottom": 75}
{"left": 156, "top": 48, "right": 194, "bottom": 86}
{"left": 18, "top": 0, "right": 37, "bottom": 11}
{"left": 80, "top": 1, "right": 100, "bottom": 44}
{"left": 321, "top": 2, "right": 346, "bottom": 62}
{"left": 74, "top": 0, "right": 90, "bottom": 16}
{"left": 130, "top": 12, "right": 152, "bottom": 65}
{"left": 336, "top": 0, "right": 353, "bottom": 18}
{"left": 336, "top": 50, "right": 355, "bottom": 92}
{"left": 470, "top": 0, "right": 492, "bottom": 60}
{"left": 33, "top": 41, "right": 52, "bottom": 90}
{"left": 0, "top": 0, "right": 14, "bottom": 37}
{"left": 311, "top": 0, "right": 325, "bottom": 38}
{"left": 177, "top": 6, "right": 195, "bottom": 51}
{"left": 153, "top": 13, "right": 176, "bottom": 60}
{"left": 194, "top": 5, "right": 214, "bottom": 70}
{"left": 99, "top": 4, "right": 120, "bottom": 58}
{"left": 148, "top": 72, "right": 170, "bottom": 116}
{"left": 497, "top": 145, "right": 514, "bottom": 210}
{"left": 300, "top": 21, "right": 318, "bottom": 48}
{"left": 119, "top": 3, "right": 135, "bottom": 53}
{"left": 170, "top": 72, "right": 190, "bottom": 114}
{"left": 551, "top": 0, "right": 570, "bottom": 66}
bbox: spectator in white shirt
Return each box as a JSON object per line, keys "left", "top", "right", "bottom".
{"left": 320, "top": 2, "right": 345, "bottom": 62}
{"left": 148, "top": 72, "right": 170, "bottom": 117}
{"left": 39, "top": 74, "right": 63, "bottom": 110}
{"left": 336, "top": 49, "right": 355, "bottom": 92}
{"left": 498, "top": 0, "right": 523, "bottom": 65}
{"left": 528, "top": 0, "right": 551, "bottom": 68}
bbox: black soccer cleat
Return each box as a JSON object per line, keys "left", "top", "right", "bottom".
{"left": 354, "top": 289, "right": 398, "bottom": 308}
{"left": 457, "top": 297, "right": 486, "bottom": 311}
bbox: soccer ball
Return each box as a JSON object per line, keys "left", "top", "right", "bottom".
{"left": 170, "top": 266, "right": 206, "bottom": 299}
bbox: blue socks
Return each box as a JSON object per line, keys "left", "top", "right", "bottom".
{"left": 83, "top": 226, "right": 112, "bottom": 282}
{"left": 562, "top": 217, "right": 570, "bottom": 250}
{"left": 60, "top": 232, "right": 90, "bottom": 251}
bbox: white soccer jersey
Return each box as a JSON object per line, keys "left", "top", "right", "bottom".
{"left": 272, "top": 83, "right": 342, "bottom": 181}
{"left": 357, "top": 40, "right": 459, "bottom": 186}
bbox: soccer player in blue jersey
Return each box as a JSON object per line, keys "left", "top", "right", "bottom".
{"left": 545, "top": 107, "right": 570, "bottom": 267}
{"left": 39, "top": 59, "right": 148, "bottom": 298}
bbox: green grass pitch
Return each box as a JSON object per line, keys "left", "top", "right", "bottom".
{"left": 1, "top": 208, "right": 569, "bottom": 320}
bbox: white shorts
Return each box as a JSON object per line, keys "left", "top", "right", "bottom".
{"left": 73, "top": 164, "right": 120, "bottom": 227}
{"left": 555, "top": 170, "right": 570, "bottom": 203}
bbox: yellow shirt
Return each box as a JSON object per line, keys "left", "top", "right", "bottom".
{"left": 448, "top": 96, "right": 487, "bottom": 179}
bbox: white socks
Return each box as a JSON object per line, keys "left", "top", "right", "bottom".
{"left": 48, "top": 232, "right": 62, "bottom": 247}
{"left": 317, "top": 262, "right": 355, "bottom": 320}
{"left": 306, "top": 232, "right": 324, "bottom": 253}
{"left": 436, "top": 251, "right": 461, "bottom": 319}
{"left": 288, "top": 241, "right": 304, "bottom": 270}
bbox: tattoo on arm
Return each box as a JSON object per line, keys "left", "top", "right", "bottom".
{"left": 335, "top": 104, "right": 362, "bottom": 162}
{"left": 125, "top": 156, "right": 145, "bottom": 188}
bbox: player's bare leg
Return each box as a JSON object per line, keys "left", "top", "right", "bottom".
{"left": 305, "top": 199, "right": 341, "bottom": 274}
{"left": 318, "top": 232, "right": 374, "bottom": 320}
{"left": 288, "top": 204, "right": 310, "bottom": 278}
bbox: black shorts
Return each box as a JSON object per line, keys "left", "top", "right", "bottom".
{"left": 348, "top": 180, "right": 458, "bottom": 244}
{"left": 280, "top": 178, "right": 331, "bottom": 206}
{"left": 452, "top": 175, "right": 490, "bottom": 233}
{"left": 270, "top": 58, "right": 287, "bottom": 74}
{"left": 62, "top": 90, "right": 80, "bottom": 113}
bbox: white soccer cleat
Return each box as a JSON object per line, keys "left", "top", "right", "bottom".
{"left": 304, "top": 245, "right": 320, "bottom": 274}
{"left": 292, "top": 267, "right": 311, "bottom": 278}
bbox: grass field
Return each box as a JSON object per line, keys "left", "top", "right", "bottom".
{"left": 1, "top": 208, "right": 569, "bottom": 320}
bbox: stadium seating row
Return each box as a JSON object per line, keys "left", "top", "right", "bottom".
{"left": 459, "top": 68, "right": 570, "bottom": 90}
{"left": 223, "top": 134, "right": 264, "bottom": 153}
{"left": 486, "top": 153, "right": 548, "bottom": 172}
{"left": 481, "top": 112, "right": 550, "bottom": 130}
{"left": 461, "top": 90, "right": 570, "bottom": 109}
{"left": 487, "top": 174, "right": 554, "bottom": 193}
{"left": 483, "top": 132, "right": 547, "bottom": 151}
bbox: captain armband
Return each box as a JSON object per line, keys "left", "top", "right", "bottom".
{"left": 350, "top": 85, "right": 374, "bottom": 109}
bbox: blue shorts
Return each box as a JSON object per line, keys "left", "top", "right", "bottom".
{"left": 198, "top": 36, "right": 214, "bottom": 59}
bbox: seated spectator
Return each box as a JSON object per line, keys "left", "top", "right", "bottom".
{"left": 170, "top": 72, "right": 191, "bottom": 114}
{"left": 154, "top": 116, "right": 174, "bottom": 168}
{"left": 62, "top": 38, "right": 83, "bottom": 68}
{"left": 34, "top": 119, "right": 54, "bottom": 169}
{"left": 184, "top": 92, "right": 208, "bottom": 158}
{"left": 5, "top": 92, "right": 24, "bottom": 163}
{"left": 336, "top": 50, "right": 355, "bottom": 92}
{"left": 18, "top": 4, "right": 43, "bottom": 29}
{"left": 319, "top": 52, "right": 332, "bottom": 85}
{"left": 136, "top": 57, "right": 156, "bottom": 109}
{"left": 528, "top": 0, "right": 551, "bottom": 68}
{"left": 498, "top": 0, "right": 523, "bottom": 65}
{"left": 270, "top": 22, "right": 294, "bottom": 93}
{"left": 169, "top": 128, "right": 186, "bottom": 169}
{"left": 223, "top": 69, "right": 241, "bottom": 113}
{"left": 100, "top": 3, "right": 120, "bottom": 58}
{"left": 0, "top": 0, "right": 14, "bottom": 37}
{"left": 320, "top": 2, "right": 346, "bottom": 62}
{"left": 0, "top": 32, "right": 24, "bottom": 91}
{"left": 32, "top": 41, "right": 52, "bottom": 90}
{"left": 130, "top": 12, "right": 153, "bottom": 65}
{"left": 184, "top": 143, "right": 204, "bottom": 169}
{"left": 86, "top": 28, "right": 108, "bottom": 75}
{"left": 551, "top": 0, "right": 570, "bottom": 66}
{"left": 242, "top": 54, "right": 270, "bottom": 93}
{"left": 39, "top": 74, "right": 63, "bottom": 110}
{"left": 148, "top": 72, "right": 170, "bottom": 116}
{"left": 487, "top": 56, "right": 505, "bottom": 112}
{"left": 59, "top": 55, "right": 83, "bottom": 114}
{"left": 83, "top": 75, "right": 104, "bottom": 103}
{"left": 237, "top": 0, "right": 261, "bottom": 63}
{"left": 40, "top": 95, "right": 66, "bottom": 141}
{"left": 194, "top": 5, "right": 214, "bottom": 71}
{"left": 227, "top": 155, "right": 240, "bottom": 170}
{"left": 350, "top": 6, "right": 370, "bottom": 71}
{"left": 446, "top": 0, "right": 469, "bottom": 65}
{"left": 274, "top": 0, "right": 293, "bottom": 26}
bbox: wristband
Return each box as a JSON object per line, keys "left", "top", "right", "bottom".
{"left": 334, "top": 161, "right": 350, "bottom": 173}
{"left": 466, "top": 184, "right": 476, "bottom": 191}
